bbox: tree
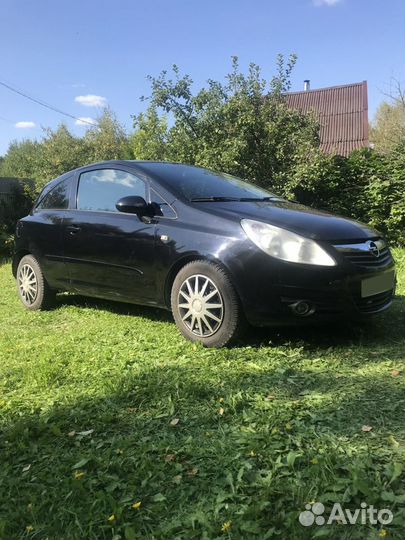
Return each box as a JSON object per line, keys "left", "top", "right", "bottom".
{"left": 131, "top": 56, "right": 320, "bottom": 192}
{"left": 0, "top": 111, "right": 131, "bottom": 196}
{"left": 370, "top": 81, "right": 405, "bottom": 154}
{"left": 37, "top": 125, "right": 89, "bottom": 191}
{"left": 84, "top": 109, "right": 130, "bottom": 162}
{"left": 0, "top": 139, "right": 43, "bottom": 182}
{"left": 0, "top": 125, "right": 89, "bottom": 196}
{"left": 131, "top": 108, "right": 169, "bottom": 161}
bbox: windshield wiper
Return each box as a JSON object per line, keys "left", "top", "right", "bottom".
{"left": 190, "top": 196, "right": 242, "bottom": 202}
{"left": 190, "top": 196, "right": 283, "bottom": 203}
{"left": 238, "top": 196, "right": 283, "bottom": 202}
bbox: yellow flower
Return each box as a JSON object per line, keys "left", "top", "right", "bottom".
{"left": 74, "top": 471, "right": 85, "bottom": 480}
{"left": 379, "top": 530, "right": 388, "bottom": 538}
{"left": 285, "top": 422, "right": 293, "bottom": 430}
{"left": 26, "top": 525, "right": 34, "bottom": 533}
{"left": 221, "top": 521, "right": 232, "bottom": 533}
{"left": 311, "top": 458, "right": 318, "bottom": 465}
{"left": 107, "top": 514, "right": 116, "bottom": 523}
{"left": 271, "top": 427, "right": 279, "bottom": 434}
{"left": 249, "top": 450, "right": 256, "bottom": 457}
{"left": 132, "top": 501, "right": 141, "bottom": 510}
{"left": 27, "top": 503, "right": 33, "bottom": 511}
{"left": 219, "top": 397, "right": 224, "bottom": 403}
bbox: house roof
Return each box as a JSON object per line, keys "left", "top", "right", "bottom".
{"left": 285, "top": 81, "right": 369, "bottom": 156}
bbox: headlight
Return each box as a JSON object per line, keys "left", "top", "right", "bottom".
{"left": 241, "top": 219, "right": 336, "bottom": 266}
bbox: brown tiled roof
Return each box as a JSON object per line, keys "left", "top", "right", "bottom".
{"left": 285, "top": 81, "right": 369, "bottom": 156}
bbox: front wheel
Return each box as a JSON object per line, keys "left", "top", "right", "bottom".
{"left": 171, "top": 260, "right": 244, "bottom": 347}
{"left": 16, "top": 254, "right": 55, "bottom": 310}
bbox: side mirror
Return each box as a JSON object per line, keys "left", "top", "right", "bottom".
{"left": 116, "top": 196, "right": 149, "bottom": 215}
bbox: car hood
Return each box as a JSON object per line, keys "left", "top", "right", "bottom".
{"left": 197, "top": 200, "right": 379, "bottom": 242}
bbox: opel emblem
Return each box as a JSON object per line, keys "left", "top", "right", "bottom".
{"left": 367, "top": 240, "right": 380, "bottom": 258}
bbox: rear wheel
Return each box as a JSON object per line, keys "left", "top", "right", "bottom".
{"left": 171, "top": 260, "right": 244, "bottom": 347}
{"left": 16, "top": 254, "right": 55, "bottom": 310}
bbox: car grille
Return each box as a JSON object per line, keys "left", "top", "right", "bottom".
{"left": 354, "top": 290, "right": 394, "bottom": 313}
{"left": 334, "top": 240, "right": 393, "bottom": 269}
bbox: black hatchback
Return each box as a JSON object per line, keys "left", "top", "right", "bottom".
{"left": 13, "top": 160, "right": 396, "bottom": 347}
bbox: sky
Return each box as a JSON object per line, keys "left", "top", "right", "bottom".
{"left": 0, "top": 0, "right": 403, "bottom": 155}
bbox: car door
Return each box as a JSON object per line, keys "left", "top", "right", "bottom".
{"left": 63, "top": 167, "right": 157, "bottom": 304}
{"left": 28, "top": 175, "right": 74, "bottom": 290}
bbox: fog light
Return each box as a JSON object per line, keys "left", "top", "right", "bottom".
{"left": 290, "top": 300, "right": 314, "bottom": 317}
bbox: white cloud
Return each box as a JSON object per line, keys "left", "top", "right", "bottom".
{"left": 15, "top": 121, "right": 36, "bottom": 129}
{"left": 75, "top": 117, "right": 98, "bottom": 126}
{"left": 74, "top": 94, "right": 107, "bottom": 107}
{"left": 313, "top": 0, "right": 342, "bottom": 6}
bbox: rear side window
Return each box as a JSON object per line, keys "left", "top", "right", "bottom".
{"left": 36, "top": 178, "right": 71, "bottom": 210}
{"left": 77, "top": 169, "right": 146, "bottom": 212}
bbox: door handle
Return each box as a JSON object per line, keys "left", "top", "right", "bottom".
{"left": 66, "top": 225, "right": 81, "bottom": 235}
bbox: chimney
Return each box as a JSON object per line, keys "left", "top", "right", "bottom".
{"left": 304, "top": 80, "right": 310, "bottom": 91}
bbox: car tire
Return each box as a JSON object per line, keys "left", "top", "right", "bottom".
{"left": 16, "top": 254, "right": 56, "bottom": 311}
{"left": 171, "top": 260, "right": 244, "bottom": 347}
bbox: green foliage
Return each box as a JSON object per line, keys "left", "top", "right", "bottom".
{"left": 290, "top": 145, "right": 405, "bottom": 245}
{"left": 0, "top": 225, "right": 14, "bottom": 257}
{"left": 131, "top": 58, "right": 404, "bottom": 245}
{"left": 0, "top": 140, "right": 43, "bottom": 183}
{"left": 84, "top": 109, "right": 131, "bottom": 163}
{"left": 0, "top": 57, "right": 404, "bottom": 245}
{"left": 131, "top": 107, "right": 169, "bottom": 161}
{"left": 363, "top": 145, "right": 405, "bottom": 245}
{"left": 0, "top": 181, "right": 33, "bottom": 257}
{"left": 0, "top": 252, "right": 404, "bottom": 539}
{"left": 131, "top": 56, "right": 319, "bottom": 186}
{"left": 0, "top": 110, "right": 130, "bottom": 256}
{"left": 370, "top": 99, "right": 405, "bottom": 155}
{"left": 0, "top": 110, "right": 129, "bottom": 196}
{"left": 36, "top": 125, "right": 90, "bottom": 194}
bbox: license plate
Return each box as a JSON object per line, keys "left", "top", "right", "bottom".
{"left": 361, "top": 271, "right": 395, "bottom": 298}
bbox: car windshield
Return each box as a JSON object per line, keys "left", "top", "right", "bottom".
{"left": 135, "top": 162, "right": 278, "bottom": 201}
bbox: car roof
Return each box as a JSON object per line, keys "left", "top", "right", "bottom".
{"left": 77, "top": 159, "right": 191, "bottom": 170}
{"left": 43, "top": 160, "right": 207, "bottom": 197}
{"left": 43, "top": 160, "right": 191, "bottom": 187}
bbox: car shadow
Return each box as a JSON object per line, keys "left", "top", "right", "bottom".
{"left": 54, "top": 291, "right": 404, "bottom": 351}
{"left": 55, "top": 292, "right": 174, "bottom": 323}
{"left": 241, "top": 294, "right": 405, "bottom": 351}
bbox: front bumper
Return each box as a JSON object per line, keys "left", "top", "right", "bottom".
{"left": 227, "top": 240, "right": 396, "bottom": 327}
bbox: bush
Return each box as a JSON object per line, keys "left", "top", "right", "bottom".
{"left": 288, "top": 145, "right": 405, "bottom": 245}
{"left": 0, "top": 226, "right": 14, "bottom": 258}
{"left": 131, "top": 58, "right": 404, "bottom": 246}
{"left": 0, "top": 181, "right": 33, "bottom": 258}
{"left": 362, "top": 146, "right": 405, "bottom": 245}
{"left": 0, "top": 57, "right": 403, "bottom": 245}
{"left": 0, "top": 111, "right": 129, "bottom": 197}
{"left": 131, "top": 56, "right": 320, "bottom": 188}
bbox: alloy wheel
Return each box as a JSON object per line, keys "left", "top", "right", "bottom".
{"left": 18, "top": 263, "right": 38, "bottom": 306}
{"left": 177, "top": 274, "right": 224, "bottom": 337}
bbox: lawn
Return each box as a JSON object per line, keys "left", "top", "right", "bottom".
{"left": 0, "top": 251, "right": 404, "bottom": 540}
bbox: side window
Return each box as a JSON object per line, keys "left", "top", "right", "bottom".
{"left": 150, "top": 188, "right": 177, "bottom": 219}
{"left": 77, "top": 169, "right": 146, "bottom": 212}
{"left": 36, "top": 178, "right": 71, "bottom": 210}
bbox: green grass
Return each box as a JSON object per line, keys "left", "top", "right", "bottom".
{"left": 0, "top": 251, "right": 404, "bottom": 540}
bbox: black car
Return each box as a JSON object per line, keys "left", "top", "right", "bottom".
{"left": 13, "top": 161, "right": 396, "bottom": 347}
